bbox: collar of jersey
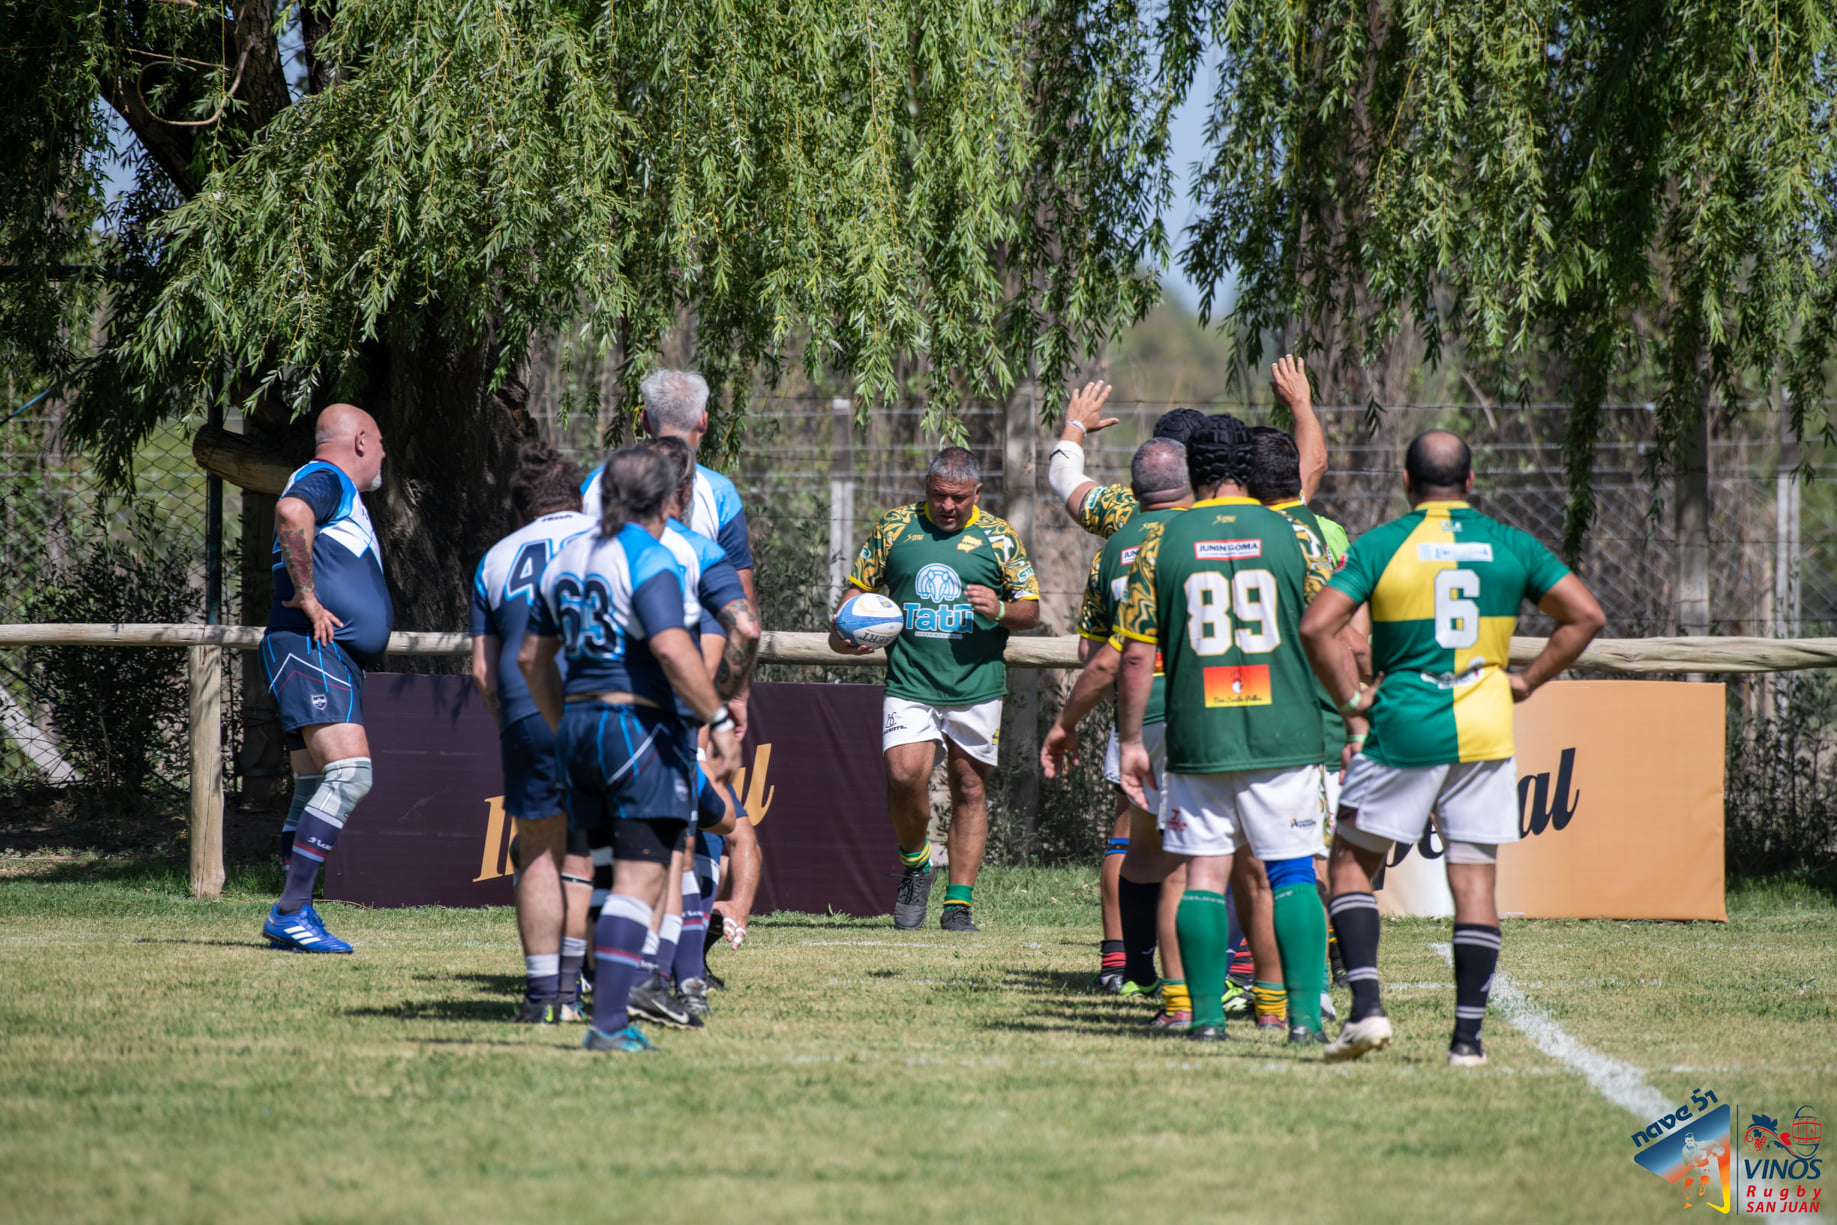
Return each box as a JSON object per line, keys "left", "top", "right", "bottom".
{"left": 1417, "top": 500, "right": 1472, "bottom": 511}
{"left": 1269, "top": 498, "right": 1305, "bottom": 510}
{"left": 1192, "top": 496, "right": 1261, "bottom": 508}
{"left": 919, "top": 504, "right": 980, "bottom": 532}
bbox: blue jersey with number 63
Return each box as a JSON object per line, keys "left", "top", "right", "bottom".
{"left": 470, "top": 511, "right": 596, "bottom": 729}
{"left": 530, "top": 522, "right": 688, "bottom": 710}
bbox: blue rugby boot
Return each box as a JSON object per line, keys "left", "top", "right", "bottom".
{"left": 583, "top": 1024, "right": 658, "bottom": 1053}
{"left": 262, "top": 904, "right": 354, "bottom": 954}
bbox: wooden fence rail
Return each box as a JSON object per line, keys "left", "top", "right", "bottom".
{"left": 6, "top": 622, "right": 1835, "bottom": 899}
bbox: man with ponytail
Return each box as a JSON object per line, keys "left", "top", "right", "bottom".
{"left": 520, "top": 445, "right": 741, "bottom": 1054}
{"left": 469, "top": 443, "right": 596, "bottom": 1023}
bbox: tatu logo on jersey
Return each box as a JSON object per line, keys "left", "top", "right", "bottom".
{"left": 907, "top": 563, "right": 973, "bottom": 637}
{"left": 1202, "top": 664, "right": 1271, "bottom": 707}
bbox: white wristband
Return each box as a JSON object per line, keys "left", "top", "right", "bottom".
{"left": 1064, "top": 420, "right": 1086, "bottom": 438}
{"left": 1048, "top": 440, "right": 1088, "bottom": 505}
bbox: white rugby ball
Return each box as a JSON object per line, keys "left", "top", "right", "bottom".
{"left": 835, "top": 592, "right": 904, "bottom": 649}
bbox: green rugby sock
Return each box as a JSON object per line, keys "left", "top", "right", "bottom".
{"left": 943, "top": 884, "right": 972, "bottom": 908}
{"left": 1175, "top": 890, "right": 1232, "bottom": 1029}
{"left": 899, "top": 844, "right": 932, "bottom": 872}
{"left": 1273, "top": 883, "right": 1328, "bottom": 1031}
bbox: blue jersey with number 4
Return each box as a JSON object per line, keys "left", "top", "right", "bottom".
{"left": 470, "top": 511, "right": 596, "bottom": 728}
{"left": 530, "top": 523, "right": 688, "bottom": 708}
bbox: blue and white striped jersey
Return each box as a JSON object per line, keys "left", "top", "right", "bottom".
{"left": 469, "top": 510, "right": 595, "bottom": 728}
{"left": 530, "top": 522, "right": 687, "bottom": 709}
{"left": 268, "top": 461, "right": 394, "bottom": 664}
{"left": 582, "top": 462, "right": 753, "bottom": 573}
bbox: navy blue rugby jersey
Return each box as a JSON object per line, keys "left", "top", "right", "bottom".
{"left": 269, "top": 461, "right": 395, "bottom": 664}
{"left": 469, "top": 510, "right": 595, "bottom": 728}
{"left": 583, "top": 462, "right": 753, "bottom": 572}
{"left": 660, "top": 518, "right": 747, "bottom": 720}
{"left": 529, "top": 521, "right": 688, "bottom": 709}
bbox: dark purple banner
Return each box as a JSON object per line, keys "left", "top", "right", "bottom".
{"left": 325, "top": 676, "right": 892, "bottom": 917}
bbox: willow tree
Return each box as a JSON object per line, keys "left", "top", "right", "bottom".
{"left": 1, "top": 0, "right": 1173, "bottom": 629}
{"left": 1171, "top": 0, "right": 1837, "bottom": 556}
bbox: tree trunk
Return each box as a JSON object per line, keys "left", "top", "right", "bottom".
{"left": 359, "top": 332, "right": 534, "bottom": 668}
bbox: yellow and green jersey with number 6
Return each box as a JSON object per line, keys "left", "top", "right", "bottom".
{"left": 1118, "top": 497, "right": 1332, "bottom": 774}
{"left": 1325, "top": 501, "right": 1570, "bottom": 768}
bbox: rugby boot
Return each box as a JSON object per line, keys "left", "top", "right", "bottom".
{"left": 628, "top": 972, "right": 695, "bottom": 1028}
{"left": 894, "top": 865, "right": 934, "bottom": 929}
{"left": 1288, "top": 1025, "right": 1329, "bottom": 1048}
{"left": 1255, "top": 1014, "right": 1286, "bottom": 1034}
{"left": 679, "top": 977, "right": 712, "bottom": 1019}
{"left": 1320, "top": 992, "right": 1338, "bottom": 1022}
{"left": 1323, "top": 1008, "right": 1394, "bottom": 1063}
{"left": 556, "top": 1000, "right": 585, "bottom": 1024}
{"left": 1186, "top": 1024, "right": 1228, "bottom": 1044}
{"left": 510, "top": 998, "right": 558, "bottom": 1025}
{"left": 583, "top": 1024, "right": 658, "bottom": 1053}
{"left": 1118, "top": 978, "right": 1160, "bottom": 1001}
{"left": 262, "top": 904, "right": 353, "bottom": 954}
{"left": 1447, "top": 1039, "right": 1488, "bottom": 1068}
{"left": 1095, "top": 968, "right": 1126, "bottom": 994}
{"left": 939, "top": 905, "right": 979, "bottom": 933}
{"left": 1220, "top": 979, "right": 1252, "bottom": 1018}
{"left": 670, "top": 982, "right": 707, "bottom": 1030}
{"left": 1147, "top": 1010, "right": 1191, "bottom": 1034}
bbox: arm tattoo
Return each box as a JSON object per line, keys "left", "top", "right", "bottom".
{"left": 713, "top": 597, "right": 761, "bottom": 699}
{"left": 278, "top": 519, "right": 316, "bottom": 600}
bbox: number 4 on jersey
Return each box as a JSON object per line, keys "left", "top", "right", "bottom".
{"left": 506, "top": 540, "right": 551, "bottom": 605}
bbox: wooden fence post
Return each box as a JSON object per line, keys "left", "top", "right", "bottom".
{"left": 188, "top": 644, "right": 225, "bottom": 899}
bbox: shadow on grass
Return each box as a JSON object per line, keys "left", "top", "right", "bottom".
{"left": 1728, "top": 869, "right": 1837, "bottom": 915}
{"left": 981, "top": 967, "right": 1164, "bottom": 1038}
{"left": 346, "top": 998, "right": 518, "bottom": 1023}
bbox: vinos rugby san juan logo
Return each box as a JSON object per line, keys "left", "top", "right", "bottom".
{"left": 1628, "top": 1090, "right": 1823, "bottom": 1214}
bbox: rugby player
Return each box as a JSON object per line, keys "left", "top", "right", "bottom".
{"left": 520, "top": 446, "right": 741, "bottom": 1053}
{"left": 636, "top": 436, "right": 759, "bottom": 1025}
{"left": 1299, "top": 430, "right": 1605, "bottom": 1066}
{"left": 470, "top": 444, "right": 596, "bottom": 1022}
{"left": 585, "top": 370, "right": 764, "bottom": 955}
{"left": 1042, "top": 438, "right": 1194, "bottom": 1024}
{"left": 260, "top": 404, "right": 392, "bottom": 954}
{"left": 1116, "top": 415, "right": 1337, "bottom": 1045}
{"left": 831, "top": 447, "right": 1040, "bottom": 932}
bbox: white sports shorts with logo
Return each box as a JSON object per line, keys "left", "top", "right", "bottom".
{"left": 1336, "top": 754, "right": 1521, "bottom": 849}
{"left": 1101, "top": 723, "right": 1168, "bottom": 801}
{"left": 882, "top": 695, "right": 1003, "bottom": 766}
{"left": 1158, "top": 764, "right": 1328, "bottom": 860}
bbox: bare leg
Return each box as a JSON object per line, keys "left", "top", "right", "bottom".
{"left": 1231, "top": 853, "right": 1281, "bottom": 989}
{"left": 513, "top": 814, "right": 567, "bottom": 957}
{"left": 943, "top": 742, "right": 991, "bottom": 890}
{"left": 883, "top": 740, "right": 939, "bottom": 854}
{"left": 1100, "top": 799, "right": 1129, "bottom": 942}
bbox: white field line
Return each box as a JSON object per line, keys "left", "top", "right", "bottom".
{"left": 1431, "top": 942, "right": 1669, "bottom": 1119}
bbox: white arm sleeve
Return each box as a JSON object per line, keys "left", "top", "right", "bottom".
{"left": 1048, "top": 440, "right": 1088, "bottom": 506}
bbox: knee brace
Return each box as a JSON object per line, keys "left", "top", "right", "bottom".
{"left": 1265, "top": 856, "right": 1317, "bottom": 889}
{"left": 307, "top": 757, "right": 373, "bottom": 828}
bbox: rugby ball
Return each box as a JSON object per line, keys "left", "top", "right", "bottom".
{"left": 835, "top": 593, "right": 903, "bottom": 649}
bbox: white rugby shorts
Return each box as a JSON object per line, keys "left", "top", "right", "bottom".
{"left": 1336, "top": 755, "right": 1521, "bottom": 850}
{"left": 1158, "top": 764, "right": 1328, "bottom": 861}
{"left": 882, "top": 695, "right": 1003, "bottom": 766}
{"left": 1102, "top": 723, "right": 1168, "bottom": 806}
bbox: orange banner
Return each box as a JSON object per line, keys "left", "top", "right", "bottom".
{"left": 1373, "top": 680, "right": 1727, "bottom": 921}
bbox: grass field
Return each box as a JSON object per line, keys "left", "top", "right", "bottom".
{"left": 2, "top": 860, "right": 1833, "bottom": 1224}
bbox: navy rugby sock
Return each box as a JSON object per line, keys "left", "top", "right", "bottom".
{"left": 525, "top": 954, "right": 561, "bottom": 1004}
{"left": 278, "top": 806, "right": 343, "bottom": 914}
{"left": 1328, "top": 892, "right": 1382, "bottom": 1021}
{"left": 675, "top": 872, "right": 708, "bottom": 984}
{"left": 590, "top": 895, "right": 652, "bottom": 1034}
{"left": 558, "top": 937, "right": 587, "bottom": 1005}
{"left": 654, "top": 914, "right": 682, "bottom": 985}
{"left": 1451, "top": 923, "right": 1502, "bottom": 1047}
{"left": 278, "top": 773, "right": 321, "bottom": 872}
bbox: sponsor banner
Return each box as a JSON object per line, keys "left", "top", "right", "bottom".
{"left": 1625, "top": 1088, "right": 1823, "bottom": 1214}
{"left": 325, "top": 677, "right": 891, "bottom": 916}
{"left": 1373, "top": 680, "right": 1726, "bottom": 921}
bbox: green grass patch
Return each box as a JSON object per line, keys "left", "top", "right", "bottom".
{"left": 2, "top": 865, "right": 1832, "bottom": 1224}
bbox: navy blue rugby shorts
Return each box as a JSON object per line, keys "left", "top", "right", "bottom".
{"left": 500, "top": 712, "right": 567, "bottom": 821}
{"left": 262, "top": 628, "right": 365, "bottom": 749}
{"left": 557, "top": 702, "right": 695, "bottom": 833}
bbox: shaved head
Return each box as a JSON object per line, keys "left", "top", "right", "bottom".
{"left": 312, "top": 403, "right": 386, "bottom": 492}
{"left": 1405, "top": 430, "right": 1471, "bottom": 495}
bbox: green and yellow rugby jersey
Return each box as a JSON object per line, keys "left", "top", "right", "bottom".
{"left": 1076, "top": 483, "right": 1139, "bottom": 538}
{"left": 1326, "top": 501, "right": 1570, "bottom": 767}
{"left": 1074, "top": 506, "right": 1184, "bottom": 725}
{"left": 1118, "top": 497, "right": 1332, "bottom": 774}
{"left": 1270, "top": 498, "right": 1350, "bottom": 762}
{"left": 848, "top": 504, "right": 1039, "bottom": 706}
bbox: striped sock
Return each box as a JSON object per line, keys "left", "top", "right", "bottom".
{"left": 558, "top": 937, "right": 587, "bottom": 1006}
{"left": 1252, "top": 980, "right": 1287, "bottom": 1021}
{"left": 899, "top": 843, "right": 932, "bottom": 872}
{"left": 1329, "top": 892, "right": 1383, "bottom": 1021}
{"left": 525, "top": 953, "right": 561, "bottom": 1003}
{"left": 278, "top": 804, "right": 344, "bottom": 914}
{"left": 1451, "top": 923, "right": 1502, "bottom": 1046}
{"left": 943, "top": 884, "right": 972, "bottom": 910}
{"left": 590, "top": 895, "right": 652, "bottom": 1034}
{"left": 1161, "top": 979, "right": 1192, "bottom": 1017}
{"left": 674, "top": 871, "right": 708, "bottom": 984}
{"left": 1099, "top": 939, "right": 1126, "bottom": 976}
{"left": 654, "top": 913, "right": 682, "bottom": 985}
{"left": 277, "top": 773, "right": 321, "bottom": 872}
